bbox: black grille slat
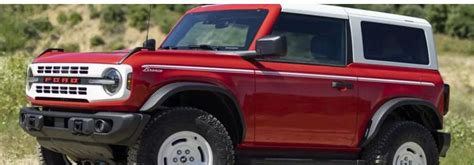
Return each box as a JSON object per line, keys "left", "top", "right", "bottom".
{"left": 37, "top": 65, "right": 89, "bottom": 75}
{"left": 35, "top": 85, "right": 87, "bottom": 95}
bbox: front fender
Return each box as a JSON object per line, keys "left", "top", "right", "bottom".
{"left": 138, "top": 82, "right": 246, "bottom": 143}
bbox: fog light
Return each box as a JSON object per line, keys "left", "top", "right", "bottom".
{"left": 94, "top": 119, "right": 112, "bottom": 133}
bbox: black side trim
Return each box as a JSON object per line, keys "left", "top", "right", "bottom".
{"left": 141, "top": 82, "right": 246, "bottom": 143}
{"left": 360, "top": 98, "right": 443, "bottom": 147}
{"left": 38, "top": 48, "right": 64, "bottom": 57}
{"left": 346, "top": 20, "right": 353, "bottom": 65}
{"left": 443, "top": 84, "right": 450, "bottom": 115}
{"left": 237, "top": 148, "right": 360, "bottom": 160}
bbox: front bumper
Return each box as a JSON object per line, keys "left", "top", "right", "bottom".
{"left": 20, "top": 107, "right": 150, "bottom": 145}
{"left": 19, "top": 107, "right": 150, "bottom": 161}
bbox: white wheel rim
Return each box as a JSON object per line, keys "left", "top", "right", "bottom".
{"left": 392, "top": 142, "right": 427, "bottom": 165}
{"left": 158, "top": 131, "right": 213, "bottom": 165}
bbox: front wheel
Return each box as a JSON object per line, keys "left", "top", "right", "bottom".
{"left": 362, "top": 121, "right": 439, "bottom": 165}
{"left": 128, "top": 107, "right": 234, "bottom": 165}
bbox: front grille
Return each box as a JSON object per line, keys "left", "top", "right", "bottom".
{"left": 37, "top": 66, "right": 89, "bottom": 74}
{"left": 36, "top": 85, "right": 87, "bottom": 95}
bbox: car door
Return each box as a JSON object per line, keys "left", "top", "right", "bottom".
{"left": 254, "top": 13, "right": 358, "bottom": 147}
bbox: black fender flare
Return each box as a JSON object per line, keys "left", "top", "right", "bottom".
{"left": 139, "top": 82, "right": 245, "bottom": 142}
{"left": 360, "top": 97, "right": 443, "bottom": 147}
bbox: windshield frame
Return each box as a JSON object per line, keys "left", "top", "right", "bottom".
{"left": 160, "top": 9, "right": 270, "bottom": 51}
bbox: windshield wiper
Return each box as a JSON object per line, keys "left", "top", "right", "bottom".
{"left": 186, "top": 44, "right": 219, "bottom": 51}
{"left": 161, "top": 46, "right": 178, "bottom": 50}
{"left": 161, "top": 45, "right": 220, "bottom": 51}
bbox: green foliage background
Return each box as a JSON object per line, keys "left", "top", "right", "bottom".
{"left": 0, "top": 4, "right": 473, "bottom": 164}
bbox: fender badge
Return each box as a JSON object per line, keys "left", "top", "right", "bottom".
{"left": 142, "top": 65, "right": 163, "bottom": 73}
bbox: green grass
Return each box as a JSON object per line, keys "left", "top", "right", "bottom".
{"left": 440, "top": 95, "right": 474, "bottom": 164}
{"left": 438, "top": 52, "right": 474, "bottom": 164}
{"left": 436, "top": 34, "right": 474, "bottom": 56}
{"left": 0, "top": 54, "right": 37, "bottom": 159}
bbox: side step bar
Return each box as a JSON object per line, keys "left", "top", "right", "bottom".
{"left": 237, "top": 157, "right": 365, "bottom": 165}
{"left": 236, "top": 148, "right": 366, "bottom": 165}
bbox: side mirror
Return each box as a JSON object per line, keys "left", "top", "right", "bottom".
{"left": 143, "top": 39, "right": 156, "bottom": 51}
{"left": 256, "top": 35, "right": 287, "bottom": 57}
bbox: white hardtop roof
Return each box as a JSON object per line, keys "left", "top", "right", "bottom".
{"left": 281, "top": 4, "right": 431, "bottom": 26}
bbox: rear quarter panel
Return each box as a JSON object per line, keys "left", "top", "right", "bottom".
{"left": 351, "top": 63, "right": 444, "bottom": 146}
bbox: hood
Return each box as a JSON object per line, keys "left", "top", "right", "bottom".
{"left": 33, "top": 51, "right": 129, "bottom": 64}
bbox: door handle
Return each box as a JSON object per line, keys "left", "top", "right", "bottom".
{"left": 332, "top": 81, "right": 353, "bottom": 90}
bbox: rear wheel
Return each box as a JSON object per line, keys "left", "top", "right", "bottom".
{"left": 362, "top": 121, "right": 439, "bottom": 165}
{"left": 128, "top": 107, "right": 234, "bottom": 165}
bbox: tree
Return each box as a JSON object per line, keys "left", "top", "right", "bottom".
{"left": 426, "top": 5, "right": 449, "bottom": 33}
{"left": 446, "top": 5, "right": 474, "bottom": 39}
{"left": 399, "top": 5, "right": 426, "bottom": 18}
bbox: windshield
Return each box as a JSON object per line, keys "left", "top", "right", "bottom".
{"left": 160, "top": 9, "right": 269, "bottom": 51}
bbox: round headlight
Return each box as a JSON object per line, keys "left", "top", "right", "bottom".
{"left": 103, "top": 68, "right": 122, "bottom": 95}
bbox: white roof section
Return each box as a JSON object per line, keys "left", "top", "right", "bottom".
{"left": 281, "top": 4, "right": 430, "bottom": 26}
{"left": 281, "top": 4, "right": 348, "bottom": 19}
{"left": 344, "top": 7, "right": 430, "bottom": 26}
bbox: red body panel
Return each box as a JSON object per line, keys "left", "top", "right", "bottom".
{"left": 29, "top": 4, "right": 446, "bottom": 153}
{"left": 254, "top": 62, "right": 358, "bottom": 147}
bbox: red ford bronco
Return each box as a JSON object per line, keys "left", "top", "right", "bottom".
{"left": 20, "top": 4, "right": 451, "bottom": 165}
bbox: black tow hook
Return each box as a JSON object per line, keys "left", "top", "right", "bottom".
{"left": 69, "top": 118, "right": 95, "bottom": 135}
{"left": 21, "top": 114, "right": 44, "bottom": 131}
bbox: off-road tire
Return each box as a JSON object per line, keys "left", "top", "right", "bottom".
{"left": 362, "top": 121, "right": 439, "bottom": 165}
{"left": 38, "top": 146, "right": 71, "bottom": 165}
{"left": 128, "top": 106, "right": 234, "bottom": 165}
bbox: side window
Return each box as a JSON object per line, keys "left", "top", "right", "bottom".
{"left": 361, "top": 22, "right": 429, "bottom": 65}
{"left": 269, "top": 13, "right": 347, "bottom": 66}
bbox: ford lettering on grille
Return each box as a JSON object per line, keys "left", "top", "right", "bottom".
{"left": 43, "top": 77, "right": 80, "bottom": 84}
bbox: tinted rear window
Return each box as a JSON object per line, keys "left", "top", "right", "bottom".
{"left": 361, "top": 22, "right": 429, "bottom": 65}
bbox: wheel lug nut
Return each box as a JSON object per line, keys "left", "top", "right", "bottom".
{"left": 190, "top": 156, "right": 194, "bottom": 162}
{"left": 185, "top": 149, "right": 190, "bottom": 154}
{"left": 173, "top": 157, "right": 178, "bottom": 162}
{"left": 177, "top": 150, "right": 182, "bottom": 155}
